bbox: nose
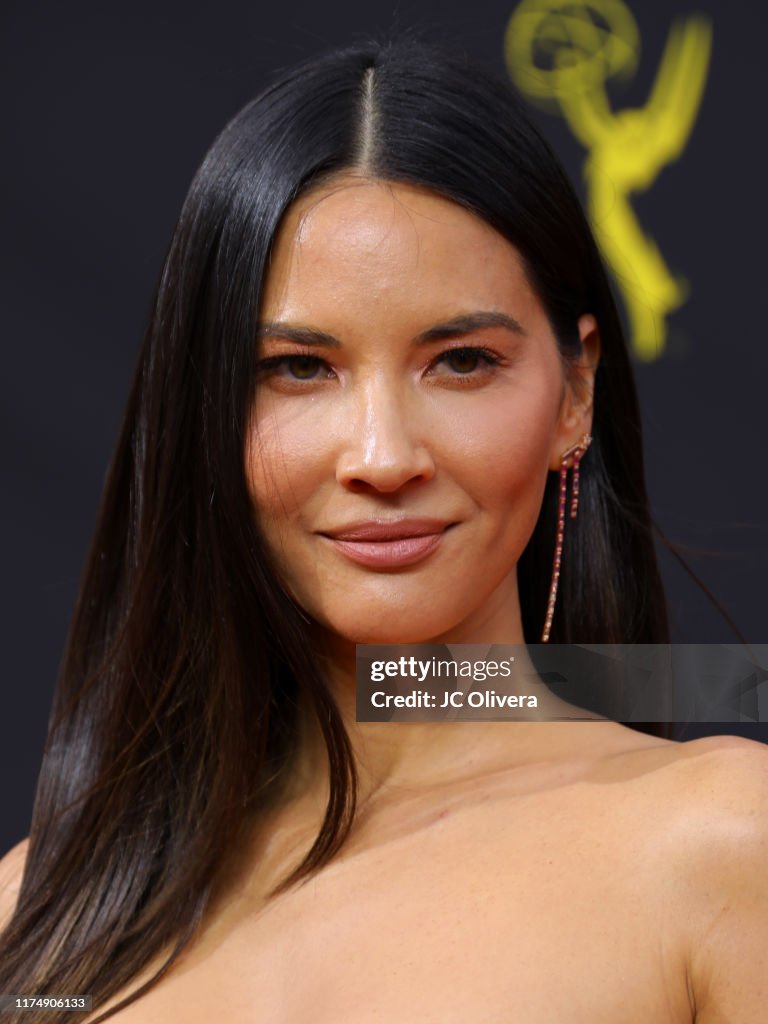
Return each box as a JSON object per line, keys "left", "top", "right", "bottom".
{"left": 335, "top": 378, "right": 436, "bottom": 493}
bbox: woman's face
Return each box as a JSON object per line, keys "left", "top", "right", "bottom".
{"left": 245, "top": 178, "right": 597, "bottom": 645}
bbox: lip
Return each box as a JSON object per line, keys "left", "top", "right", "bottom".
{"left": 319, "top": 517, "right": 454, "bottom": 568}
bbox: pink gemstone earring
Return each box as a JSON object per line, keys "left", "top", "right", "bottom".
{"left": 541, "top": 432, "right": 592, "bottom": 643}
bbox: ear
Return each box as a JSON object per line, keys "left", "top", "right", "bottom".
{"left": 548, "top": 314, "right": 601, "bottom": 470}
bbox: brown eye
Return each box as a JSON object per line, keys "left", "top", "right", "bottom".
{"left": 287, "top": 356, "right": 322, "bottom": 379}
{"left": 444, "top": 348, "right": 481, "bottom": 374}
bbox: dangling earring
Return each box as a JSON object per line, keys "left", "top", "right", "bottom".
{"left": 541, "top": 432, "right": 592, "bottom": 643}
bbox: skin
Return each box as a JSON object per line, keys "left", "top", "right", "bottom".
{"left": 2, "top": 178, "right": 768, "bottom": 1022}
{"left": 245, "top": 177, "right": 597, "bottom": 651}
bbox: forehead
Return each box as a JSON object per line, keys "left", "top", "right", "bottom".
{"left": 261, "top": 177, "right": 540, "bottom": 325}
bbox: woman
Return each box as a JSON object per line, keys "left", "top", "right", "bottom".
{"left": 1, "top": 38, "right": 766, "bottom": 1023}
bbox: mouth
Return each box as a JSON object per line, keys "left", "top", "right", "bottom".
{"left": 318, "top": 517, "right": 455, "bottom": 569}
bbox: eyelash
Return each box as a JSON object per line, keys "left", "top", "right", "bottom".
{"left": 255, "top": 346, "right": 504, "bottom": 387}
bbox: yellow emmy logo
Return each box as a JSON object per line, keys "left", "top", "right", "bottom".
{"left": 505, "top": 0, "right": 712, "bottom": 360}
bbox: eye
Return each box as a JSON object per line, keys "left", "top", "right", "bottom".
{"left": 432, "top": 346, "right": 502, "bottom": 376}
{"left": 280, "top": 355, "right": 324, "bottom": 379}
{"left": 256, "top": 354, "right": 331, "bottom": 382}
{"left": 441, "top": 348, "right": 484, "bottom": 374}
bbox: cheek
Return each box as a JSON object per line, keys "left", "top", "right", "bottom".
{"left": 442, "top": 387, "right": 559, "bottom": 509}
{"left": 244, "top": 398, "right": 333, "bottom": 529}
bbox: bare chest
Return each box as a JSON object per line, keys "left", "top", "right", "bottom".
{"left": 97, "top": 794, "right": 693, "bottom": 1024}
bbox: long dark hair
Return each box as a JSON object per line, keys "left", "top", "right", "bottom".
{"left": 0, "top": 38, "right": 667, "bottom": 1021}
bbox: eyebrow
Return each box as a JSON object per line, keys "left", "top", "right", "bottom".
{"left": 416, "top": 311, "right": 525, "bottom": 342}
{"left": 256, "top": 311, "right": 526, "bottom": 347}
{"left": 256, "top": 323, "right": 341, "bottom": 347}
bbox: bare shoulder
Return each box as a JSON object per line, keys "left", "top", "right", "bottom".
{"left": 599, "top": 731, "right": 768, "bottom": 848}
{"left": 672, "top": 730, "right": 768, "bottom": 774}
{"left": 655, "top": 733, "right": 768, "bottom": 883}
{"left": 0, "top": 837, "right": 29, "bottom": 930}
{"left": 645, "top": 732, "right": 768, "bottom": 816}
{"left": 625, "top": 735, "right": 768, "bottom": 1024}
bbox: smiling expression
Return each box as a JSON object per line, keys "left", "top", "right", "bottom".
{"left": 244, "top": 178, "right": 596, "bottom": 646}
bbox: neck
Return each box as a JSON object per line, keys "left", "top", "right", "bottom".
{"left": 286, "top": 596, "right": 586, "bottom": 809}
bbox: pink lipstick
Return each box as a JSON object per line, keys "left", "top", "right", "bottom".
{"left": 320, "top": 518, "right": 452, "bottom": 568}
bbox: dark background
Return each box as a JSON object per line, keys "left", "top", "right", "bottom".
{"left": 2, "top": 0, "right": 766, "bottom": 855}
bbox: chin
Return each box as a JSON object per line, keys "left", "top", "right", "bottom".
{"left": 324, "top": 610, "right": 465, "bottom": 647}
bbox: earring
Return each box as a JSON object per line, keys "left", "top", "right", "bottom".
{"left": 541, "top": 432, "right": 592, "bottom": 643}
